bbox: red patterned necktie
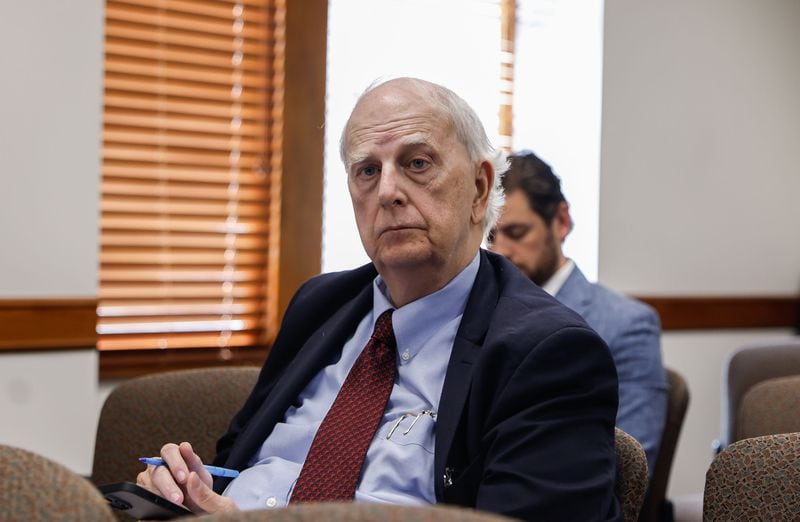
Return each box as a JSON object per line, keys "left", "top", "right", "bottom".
{"left": 290, "top": 309, "right": 397, "bottom": 503}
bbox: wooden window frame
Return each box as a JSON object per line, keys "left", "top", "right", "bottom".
{"left": 499, "top": 0, "right": 515, "bottom": 152}
{"left": 98, "top": 0, "right": 328, "bottom": 379}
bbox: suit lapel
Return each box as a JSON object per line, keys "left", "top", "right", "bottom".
{"left": 225, "top": 283, "right": 373, "bottom": 469}
{"left": 434, "top": 251, "right": 498, "bottom": 499}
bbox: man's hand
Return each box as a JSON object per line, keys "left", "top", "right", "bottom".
{"left": 136, "top": 441, "right": 238, "bottom": 514}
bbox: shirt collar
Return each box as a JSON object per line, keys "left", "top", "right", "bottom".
{"left": 542, "top": 258, "right": 575, "bottom": 296}
{"left": 371, "top": 252, "right": 480, "bottom": 359}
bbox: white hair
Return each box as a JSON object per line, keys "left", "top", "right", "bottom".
{"left": 340, "top": 77, "right": 508, "bottom": 240}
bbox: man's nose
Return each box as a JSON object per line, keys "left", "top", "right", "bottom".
{"left": 377, "top": 165, "right": 406, "bottom": 207}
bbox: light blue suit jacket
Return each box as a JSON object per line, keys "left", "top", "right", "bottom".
{"left": 556, "top": 265, "right": 667, "bottom": 475}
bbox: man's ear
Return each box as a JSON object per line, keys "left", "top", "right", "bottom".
{"left": 553, "top": 201, "right": 573, "bottom": 243}
{"left": 471, "top": 160, "right": 494, "bottom": 225}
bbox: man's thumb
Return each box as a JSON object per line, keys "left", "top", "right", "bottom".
{"left": 186, "top": 472, "right": 236, "bottom": 514}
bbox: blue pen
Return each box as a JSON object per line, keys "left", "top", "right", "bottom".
{"left": 139, "top": 457, "right": 240, "bottom": 478}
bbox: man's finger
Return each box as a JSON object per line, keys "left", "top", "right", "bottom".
{"left": 150, "top": 463, "right": 185, "bottom": 505}
{"left": 136, "top": 470, "right": 153, "bottom": 490}
{"left": 186, "top": 472, "right": 237, "bottom": 514}
{"left": 161, "top": 443, "right": 189, "bottom": 484}
{"left": 179, "top": 441, "right": 213, "bottom": 486}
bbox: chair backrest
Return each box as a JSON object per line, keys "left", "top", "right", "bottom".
{"left": 703, "top": 432, "right": 800, "bottom": 521}
{"left": 195, "top": 502, "right": 513, "bottom": 522}
{"left": 736, "top": 374, "right": 800, "bottom": 441}
{"left": 638, "top": 368, "right": 690, "bottom": 522}
{"left": 91, "top": 366, "right": 261, "bottom": 486}
{"left": 0, "top": 444, "right": 115, "bottom": 521}
{"left": 615, "top": 427, "right": 649, "bottom": 522}
{"left": 720, "top": 337, "right": 800, "bottom": 448}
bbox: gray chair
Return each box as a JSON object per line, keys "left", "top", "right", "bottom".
{"left": 92, "top": 367, "right": 261, "bottom": 487}
{"left": 0, "top": 444, "right": 115, "bottom": 521}
{"left": 716, "top": 337, "right": 800, "bottom": 451}
{"left": 736, "top": 374, "right": 800, "bottom": 441}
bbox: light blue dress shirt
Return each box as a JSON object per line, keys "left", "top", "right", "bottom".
{"left": 223, "top": 253, "right": 480, "bottom": 510}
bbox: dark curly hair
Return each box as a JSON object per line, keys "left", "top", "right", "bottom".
{"left": 501, "top": 151, "right": 566, "bottom": 225}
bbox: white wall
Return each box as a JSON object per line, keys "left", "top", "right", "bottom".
{"left": 1, "top": 350, "right": 100, "bottom": 473}
{"left": 601, "top": 0, "right": 800, "bottom": 498}
{"left": 0, "top": 0, "right": 104, "bottom": 475}
{"left": 0, "top": 1, "right": 104, "bottom": 297}
{"left": 600, "top": 0, "right": 800, "bottom": 296}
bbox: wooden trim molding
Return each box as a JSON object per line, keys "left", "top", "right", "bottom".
{"left": 636, "top": 296, "right": 800, "bottom": 331}
{"left": 95, "top": 295, "right": 798, "bottom": 376}
{"left": 1, "top": 294, "right": 796, "bottom": 368}
{"left": 0, "top": 298, "right": 97, "bottom": 351}
{"left": 270, "top": 0, "right": 326, "bottom": 334}
{"left": 99, "top": 346, "right": 268, "bottom": 380}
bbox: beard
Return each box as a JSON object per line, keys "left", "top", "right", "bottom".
{"left": 529, "top": 229, "right": 561, "bottom": 287}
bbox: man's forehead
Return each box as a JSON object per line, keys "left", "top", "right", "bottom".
{"left": 503, "top": 190, "right": 545, "bottom": 220}
{"left": 346, "top": 130, "right": 438, "bottom": 165}
{"left": 345, "top": 112, "right": 452, "bottom": 162}
{"left": 350, "top": 116, "right": 438, "bottom": 145}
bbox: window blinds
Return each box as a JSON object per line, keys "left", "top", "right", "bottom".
{"left": 98, "top": 0, "right": 282, "bottom": 351}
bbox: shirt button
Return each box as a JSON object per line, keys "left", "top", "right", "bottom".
{"left": 265, "top": 497, "right": 277, "bottom": 508}
{"left": 401, "top": 350, "right": 410, "bottom": 361}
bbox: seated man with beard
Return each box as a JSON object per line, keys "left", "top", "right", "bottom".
{"left": 491, "top": 151, "right": 667, "bottom": 474}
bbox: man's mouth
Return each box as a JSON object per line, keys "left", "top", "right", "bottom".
{"left": 379, "top": 225, "right": 423, "bottom": 236}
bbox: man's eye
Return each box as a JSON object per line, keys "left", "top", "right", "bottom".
{"left": 506, "top": 225, "right": 531, "bottom": 240}
{"left": 360, "top": 166, "right": 379, "bottom": 177}
{"left": 408, "top": 158, "right": 430, "bottom": 171}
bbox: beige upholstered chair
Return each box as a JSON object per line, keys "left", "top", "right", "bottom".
{"left": 736, "top": 374, "right": 800, "bottom": 441}
{"left": 92, "top": 366, "right": 261, "bottom": 487}
{"left": 703, "top": 432, "right": 800, "bottom": 521}
{"left": 718, "top": 338, "right": 800, "bottom": 450}
{"left": 196, "top": 502, "right": 513, "bottom": 522}
{"left": 0, "top": 444, "right": 115, "bottom": 521}
{"left": 615, "top": 427, "right": 649, "bottom": 522}
{"left": 639, "top": 368, "right": 690, "bottom": 522}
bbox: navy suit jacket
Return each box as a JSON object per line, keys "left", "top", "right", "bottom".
{"left": 213, "top": 250, "right": 622, "bottom": 521}
{"left": 556, "top": 265, "right": 667, "bottom": 474}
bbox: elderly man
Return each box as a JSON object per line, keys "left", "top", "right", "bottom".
{"left": 490, "top": 151, "right": 667, "bottom": 473}
{"left": 138, "top": 79, "right": 622, "bottom": 521}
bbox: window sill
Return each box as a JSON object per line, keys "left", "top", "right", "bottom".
{"left": 98, "top": 345, "right": 270, "bottom": 380}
